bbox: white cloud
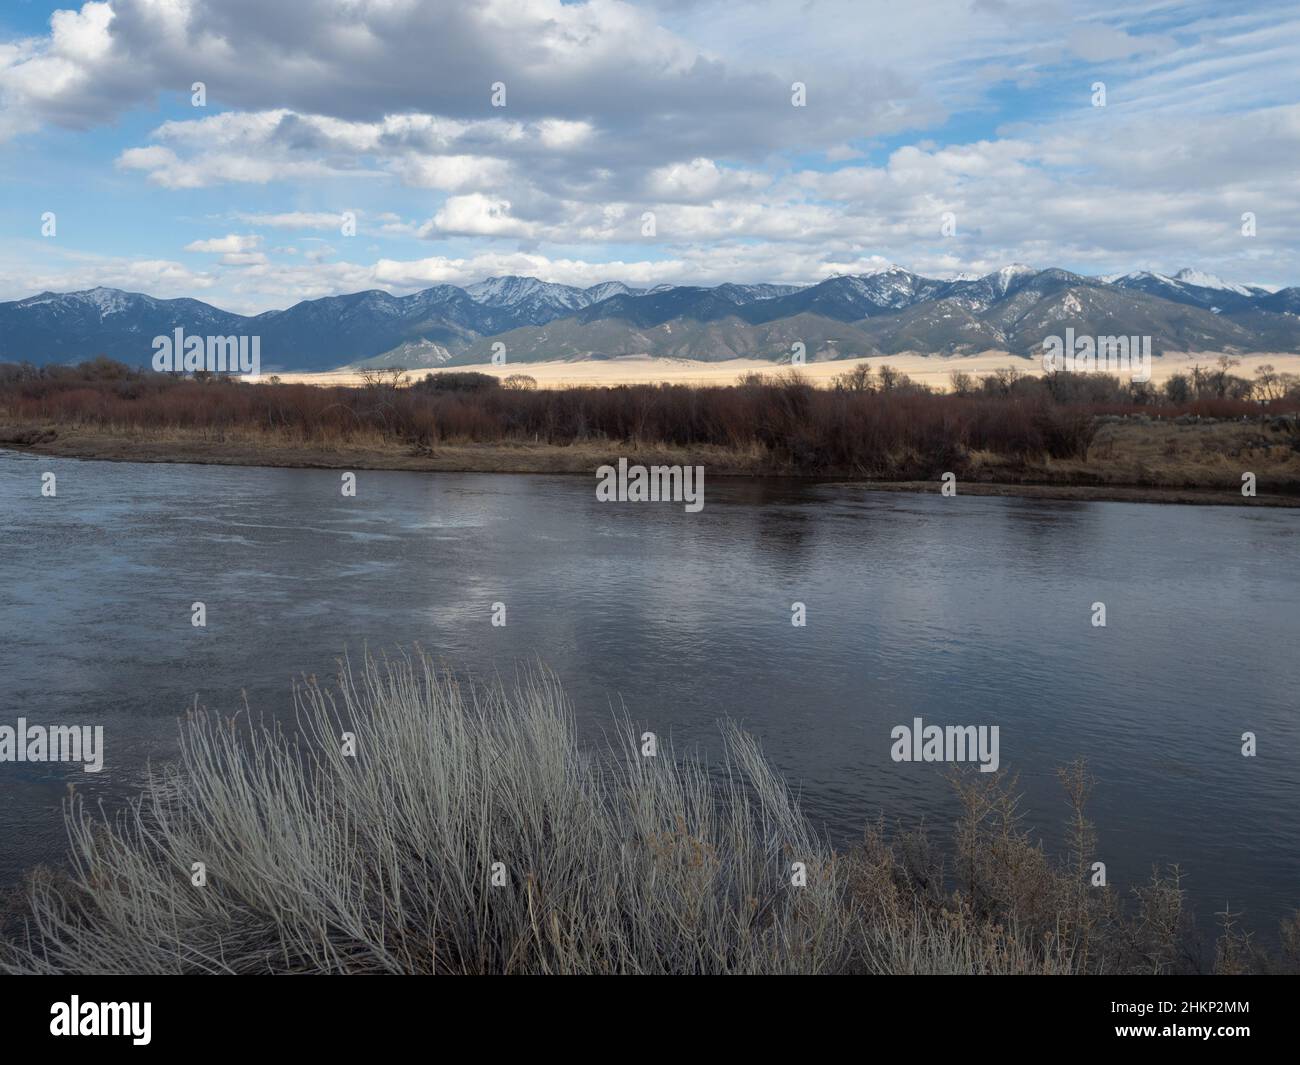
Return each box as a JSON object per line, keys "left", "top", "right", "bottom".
{"left": 535, "top": 119, "right": 595, "bottom": 150}
{"left": 234, "top": 211, "right": 350, "bottom": 230}
{"left": 645, "top": 158, "right": 768, "bottom": 202}
{"left": 387, "top": 154, "right": 512, "bottom": 191}
{"left": 185, "top": 234, "right": 262, "bottom": 254}
{"left": 0, "top": 246, "right": 215, "bottom": 301}
{"left": 427, "top": 194, "right": 537, "bottom": 238}
{"left": 219, "top": 252, "right": 269, "bottom": 266}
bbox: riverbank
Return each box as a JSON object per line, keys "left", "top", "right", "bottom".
{"left": 3, "top": 419, "right": 1299, "bottom": 507}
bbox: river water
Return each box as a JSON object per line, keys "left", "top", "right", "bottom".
{"left": 1, "top": 449, "right": 1297, "bottom": 936}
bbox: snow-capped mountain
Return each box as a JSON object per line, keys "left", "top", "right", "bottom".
{"left": 1172, "top": 268, "right": 1273, "bottom": 296}
{"left": 1109, "top": 269, "right": 1274, "bottom": 314}
{"left": 581, "top": 281, "right": 641, "bottom": 304}
{"left": 1, "top": 268, "right": 1297, "bottom": 370}
{"left": 989, "top": 263, "right": 1037, "bottom": 295}
{"left": 0, "top": 287, "right": 247, "bottom": 363}
{"left": 462, "top": 277, "right": 651, "bottom": 327}
{"left": 459, "top": 266, "right": 1299, "bottom": 363}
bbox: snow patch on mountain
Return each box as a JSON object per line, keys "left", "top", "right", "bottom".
{"left": 582, "top": 281, "right": 640, "bottom": 303}
{"left": 466, "top": 276, "right": 583, "bottom": 310}
{"left": 1172, "top": 268, "right": 1257, "bottom": 295}
{"left": 988, "top": 264, "right": 1036, "bottom": 295}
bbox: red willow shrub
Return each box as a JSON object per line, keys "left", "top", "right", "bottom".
{"left": 2, "top": 360, "right": 1291, "bottom": 475}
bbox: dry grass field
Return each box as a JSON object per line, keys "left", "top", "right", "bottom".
{"left": 268, "top": 351, "right": 1300, "bottom": 391}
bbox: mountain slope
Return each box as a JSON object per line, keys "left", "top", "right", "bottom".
{"left": 0, "top": 288, "right": 246, "bottom": 363}
{"left": 1109, "top": 269, "right": 1272, "bottom": 314}
{"left": 2, "top": 268, "right": 1297, "bottom": 370}
{"left": 455, "top": 268, "right": 1297, "bottom": 362}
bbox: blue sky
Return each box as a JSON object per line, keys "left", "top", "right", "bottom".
{"left": 0, "top": 0, "right": 1297, "bottom": 312}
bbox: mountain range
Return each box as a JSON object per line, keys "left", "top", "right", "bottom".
{"left": 2, "top": 266, "right": 1297, "bottom": 372}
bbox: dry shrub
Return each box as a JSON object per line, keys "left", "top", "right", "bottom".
{"left": 4, "top": 650, "right": 1296, "bottom": 975}
{"left": 0, "top": 360, "right": 1210, "bottom": 476}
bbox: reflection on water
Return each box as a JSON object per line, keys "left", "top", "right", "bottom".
{"left": 1, "top": 450, "right": 1298, "bottom": 934}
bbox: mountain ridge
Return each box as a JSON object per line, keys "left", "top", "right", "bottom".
{"left": 2, "top": 267, "right": 1297, "bottom": 371}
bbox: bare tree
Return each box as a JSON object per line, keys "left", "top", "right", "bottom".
{"left": 1210, "top": 354, "right": 1242, "bottom": 399}
{"left": 833, "top": 363, "right": 875, "bottom": 392}
{"left": 1254, "top": 364, "right": 1283, "bottom": 402}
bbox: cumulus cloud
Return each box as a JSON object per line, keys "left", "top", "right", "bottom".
{"left": 388, "top": 154, "right": 513, "bottom": 191}
{"left": 0, "top": 0, "right": 914, "bottom": 154}
{"left": 110, "top": 110, "right": 608, "bottom": 194}
{"left": 427, "top": 194, "right": 537, "bottom": 238}
{"left": 116, "top": 142, "right": 348, "bottom": 188}
{"left": 0, "top": 248, "right": 215, "bottom": 301}
{"left": 644, "top": 158, "right": 769, "bottom": 202}
{"left": 184, "top": 234, "right": 262, "bottom": 254}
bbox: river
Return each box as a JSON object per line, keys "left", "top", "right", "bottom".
{"left": 1, "top": 449, "right": 1297, "bottom": 936}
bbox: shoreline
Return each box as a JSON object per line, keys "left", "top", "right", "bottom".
{"left": 4, "top": 426, "right": 1296, "bottom": 507}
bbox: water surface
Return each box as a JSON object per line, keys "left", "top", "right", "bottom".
{"left": 1, "top": 450, "right": 1297, "bottom": 938}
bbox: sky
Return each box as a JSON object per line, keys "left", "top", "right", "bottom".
{"left": 0, "top": 0, "right": 1296, "bottom": 313}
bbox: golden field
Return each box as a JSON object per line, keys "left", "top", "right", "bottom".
{"left": 266, "top": 351, "right": 1300, "bottom": 390}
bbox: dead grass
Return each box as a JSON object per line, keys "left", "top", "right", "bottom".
{"left": 0, "top": 420, "right": 772, "bottom": 475}
{"left": 5, "top": 416, "right": 1299, "bottom": 505}
{"left": 968, "top": 420, "right": 1300, "bottom": 495}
